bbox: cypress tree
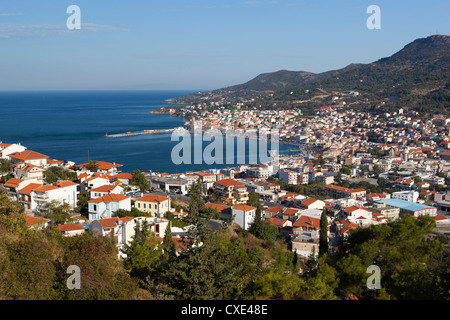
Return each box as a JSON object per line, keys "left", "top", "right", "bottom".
{"left": 319, "top": 208, "right": 329, "bottom": 257}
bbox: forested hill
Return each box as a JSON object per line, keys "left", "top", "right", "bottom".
{"left": 169, "top": 35, "right": 450, "bottom": 115}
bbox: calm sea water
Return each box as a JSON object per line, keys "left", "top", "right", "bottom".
{"left": 0, "top": 90, "right": 300, "bottom": 173}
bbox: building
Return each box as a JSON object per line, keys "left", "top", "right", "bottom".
{"left": 24, "top": 216, "right": 50, "bottom": 230}
{"left": 213, "top": 179, "right": 249, "bottom": 205}
{"left": 343, "top": 206, "right": 373, "bottom": 226}
{"left": 231, "top": 204, "right": 257, "bottom": 230}
{"left": 325, "top": 184, "right": 366, "bottom": 199}
{"left": 89, "top": 184, "right": 124, "bottom": 199}
{"left": 76, "top": 161, "right": 123, "bottom": 175}
{"left": 88, "top": 194, "right": 131, "bottom": 221}
{"left": 56, "top": 223, "right": 86, "bottom": 237}
{"left": 300, "top": 198, "right": 326, "bottom": 210}
{"left": 370, "top": 202, "right": 400, "bottom": 220}
{"left": 11, "top": 162, "right": 45, "bottom": 182}
{"left": 291, "top": 233, "right": 319, "bottom": 260}
{"left": 375, "top": 199, "right": 437, "bottom": 217}
{"left": 8, "top": 150, "right": 49, "bottom": 167}
{"left": 205, "top": 202, "right": 232, "bottom": 220}
{"left": 32, "top": 181, "right": 78, "bottom": 212}
{"left": 134, "top": 194, "right": 171, "bottom": 217}
{"left": 392, "top": 190, "right": 419, "bottom": 202}
{"left": 0, "top": 142, "right": 26, "bottom": 159}
{"left": 16, "top": 183, "right": 42, "bottom": 212}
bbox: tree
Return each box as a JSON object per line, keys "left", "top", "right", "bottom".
{"left": 249, "top": 205, "right": 263, "bottom": 237}
{"left": 155, "top": 231, "right": 253, "bottom": 300}
{"left": 131, "top": 169, "right": 149, "bottom": 192}
{"left": 377, "top": 177, "right": 387, "bottom": 189}
{"left": 162, "top": 223, "right": 175, "bottom": 257}
{"left": 247, "top": 191, "right": 260, "bottom": 208}
{"left": 86, "top": 160, "right": 99, "bottom": 172}
{"left": 44, "top": 167, "right": 77, "bottom": 184}
{"left": 0, "top": 159, "right": 10, "bottom": 173}
{"left": 319, "top": 208, "right": 329, "bottom": 257}
{"left": 186, "top": 179, "right": 205, "bottom": 231}
{"left": 121, "top": 220, "right": 162, "bottom": 280}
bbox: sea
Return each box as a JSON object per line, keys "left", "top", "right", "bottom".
{"left": 0, "top": 90, "right": 301, "bottom": 174}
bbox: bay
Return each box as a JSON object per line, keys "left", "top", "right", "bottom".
{"left": 0, "top": 90, "right": 300, "bottom": 173}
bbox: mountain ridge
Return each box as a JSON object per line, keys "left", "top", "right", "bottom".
{"left": 168, "top": 35, "right": 450, "bottom": 115}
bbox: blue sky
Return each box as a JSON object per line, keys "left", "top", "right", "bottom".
{"left": 0, "top": 0, "right": 449, "bottom": 91}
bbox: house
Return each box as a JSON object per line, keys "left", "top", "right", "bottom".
{"left": 280, "top": 192, "right": 305, "bottom": 206}
{"left": 8, "top": 150, "right": 49, "bottom": 167}
{"left": 24, "top": 215, "right": 50, "bottom": 230}
{"left": 205, "top": 202, "right": 232, "bottom": 220}
{"left": 267, "top": 217, "right": 292, "bottom": 238}
{"left": 89, "top": 184, "right": 124, "bottom": 199}
{"left": 76, "top": 161, "right": 123, "bottom": 175}
{"left": 325, "top": 184, "right": 366, "bottom": 199}
{"left": 292, "top": 215, "right": 321, "bottom": 233}
{"left": 278, "top": 208, "right": 301, "bottom": 221}
{"left": 333, "top": 219, "right": 359, "bottom": 238}
{"left": 213, "top": 179, "right": 249, "bottom": 205}
{"left": 231, "top": 204, "right": 257, "bottom": 230}
{"left": 110, "top": 172, "right": 133, "bottom": 185}
{"left": 0, "top": 142, "right": 26, "bottom": 159}
{"left": 291, "top": 231, "right": 320, "bottom": 260}
{"left": 343, "top": 206, "right": 373, "bottom": 225}
{"left": 56, "top": 223, "right": 86, "bottom": 236}
{"left": 17, "top": 183, "right": 42, "bottom": 212}
{"left": 88, "top": 194, "right": 131, "bottom": 221}
{"left": 263, "top": 205, "right": 286, "bottom": 219}
{"left": 300, "top": 198, "right": 326, "bottom": 210}
{"left": 32, "top": 181, "right": 78, "bottom": 212}
{"left": 3, "top": 178, "right": 35, "bottom": 202}
{"left": 80, "top": 174, "right": 111, "bottom": 192}
{"left": 134, "top": 194, "right": 171, "bottom": 218}
{"left": 89, "top": 216, "right": 169, "bottom": 258}
{"left": 11, "top": 162, "right": 45, "bottom": 182}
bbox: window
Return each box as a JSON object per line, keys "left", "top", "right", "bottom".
{"left": 93, "top": 204, "right": 97, "bottom": 211}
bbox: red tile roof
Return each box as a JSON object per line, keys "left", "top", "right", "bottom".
{"left": 232, "top": 204, "right": 256, "bottom": 211}
{"left": 267, "top": 217, "right": 289, "bottom": 227}
{"left": 88, "top": 194, "right": 130, "bottom": 203}
{"left": 4, "top": 178, "right": 23, "bottom": 188}
{"left": 18, "top": 183, "right": 42, "bottom": 195}
{"left": 135, "top": 194, "right": 169, "bottom": 203}
{"left": 292, "top": 215, "right": 320, "bottom": 229}
{"left": 57, "top": 223, "right": 85, "bottom": 232}
{"left": 205, "top": 202, "right": 231, "bottom": 214}
{"left": 25, "top": 216, "right": 50, "bottom": 227}
{"left": 9, "top": 150, "right": 49, "bottom": 160}
{"left": 215, "top": 179, "right": 245, "bottom": 187}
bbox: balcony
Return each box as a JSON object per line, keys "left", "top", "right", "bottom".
{"left": 33, "top": 194, "right": 49, "bottom": 202}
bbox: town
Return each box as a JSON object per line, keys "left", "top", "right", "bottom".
{"left": 1, "top": 103, "right": 449, "bottom": 265}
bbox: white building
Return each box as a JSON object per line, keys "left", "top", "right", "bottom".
{"left": 392, "top": 190, "right": 419, "bottom": 203}
{"left": 231, "top": 204, "right": 257, "bottom": 230}
{"left": 0, "top": 142, "right": 27, "bottom": 159}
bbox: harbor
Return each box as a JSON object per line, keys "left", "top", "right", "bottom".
{"left": 104, "top": 128, "right": 177, "bottom": 138}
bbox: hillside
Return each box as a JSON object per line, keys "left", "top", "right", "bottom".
{"left": 169, "top": 35, "right": 450, "bottom": 115}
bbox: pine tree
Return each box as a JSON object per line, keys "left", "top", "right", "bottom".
{"left": 319, "top": 208, "right": 329, "bottom": 257}
{"left": 162, "top": 223, "right": 175, "bottom": 256}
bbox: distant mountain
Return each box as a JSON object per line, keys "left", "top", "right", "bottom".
{"left": 169, "top": 35, "right": 450, "bottom": 115}
{"left": 222, "top": 64, "right": 363, "bottom": 91}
